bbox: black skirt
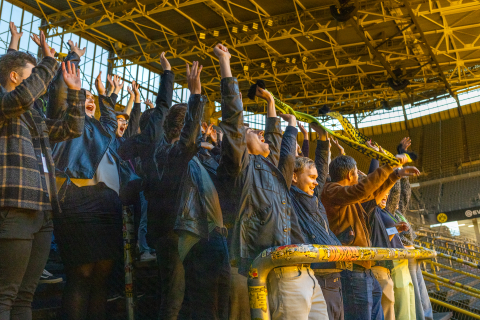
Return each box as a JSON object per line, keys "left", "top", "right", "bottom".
{"left": 54, "top": 183, "right": 123, "bottom": 267}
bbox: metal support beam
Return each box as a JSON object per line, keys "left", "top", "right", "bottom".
{"left": 403, "top": 0, "right": 460, "bottom": 112}
{"left": 349, "top": 16, "right": 397, "bottom": 80}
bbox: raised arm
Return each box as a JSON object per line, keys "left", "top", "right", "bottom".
{"left": 215, "top": 43, "right": 249, "bottom": 178}
{"left": 0, "top": 32, "right": 58, "bottom": 120}
{"left": 46, "top": 40, "right": 85, "bottom": 119}
{"left": 311, "top": 122, "right": 329, "bottom": 192}
{"left": 327, "top": 154, "right": 419, "bottom": 206}
{"left": 8, "top": 22, "right": 22, "bottom": 52}
{"left": 124, "top": 81, "right": 141, "bottom": 138}
{"left": 298, "top": 123, "right": 309, "bottom": 157}
{"left": 326, "top": 164, "right": 396, "bottom": 206}
{"left": 157, "top": 61, "right": 205, "bottom": 167}
{"left": 117, "top": 54, "right": 174, "bottom": 160}
{"left": 264, "top": 116, "right": 282, "bottom": 166}
{"left": 277, "top": 113, "right": 298, "bottom": 189}
{"left": 253, "top": 87, "right": 281, "bottom": 165}
{"left": 45, "top": 61, "right": 85, "bottom": 143}
{"left": 94, "top": 72, "right": 117, "bottom": 134}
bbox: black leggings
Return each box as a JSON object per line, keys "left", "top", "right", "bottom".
{"left": 61, "top": 260, "right": 114, "bottom": 320}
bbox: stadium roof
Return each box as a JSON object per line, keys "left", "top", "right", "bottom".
{"left": 11, "top": 0, "right": 480, "bottom": 116}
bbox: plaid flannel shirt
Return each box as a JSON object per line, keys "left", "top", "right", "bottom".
{"left": 0, "top": 56, "right": 85, "bottom": 213}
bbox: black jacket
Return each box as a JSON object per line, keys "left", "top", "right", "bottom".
{"left": 174, "top": 147, "right": 220, "bottom": 238}
{"left": 52, "top": 94, "right": 118, "bottom": 180}
{"left": 150, "top": 94, "right": 206, "bottom": 241}
{"left": 217, "top": 77, "right": 298, "bottom": 274}
{"left": 117, "top": 70, "right": 175, "bottom": 202}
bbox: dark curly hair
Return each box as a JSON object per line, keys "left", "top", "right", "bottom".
{"left": 0, "top": 51, "right": 37, "bottom": 87}
{"left": 164, "top": 103, "right": 187, "bottom": 142}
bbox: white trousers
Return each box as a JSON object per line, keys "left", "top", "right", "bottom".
{"left": 267, "top": 265, "right": 329, "bottom": 320}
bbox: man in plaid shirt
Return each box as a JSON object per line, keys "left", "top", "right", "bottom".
{"left": 0, "top": 29, "right": 86, "bottom": 320}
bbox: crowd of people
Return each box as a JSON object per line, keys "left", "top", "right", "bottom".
{"left": 0, "top": 22, "right": 434, "bottom": 320}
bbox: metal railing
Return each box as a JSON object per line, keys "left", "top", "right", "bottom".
{"left": 416, "top": 242, "right": 480, "bottom": 320}
{"left": 247, "top": 244, "right": 436, "bottom": 320}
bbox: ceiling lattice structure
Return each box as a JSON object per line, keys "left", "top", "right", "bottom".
{"left": 12, "top": 0, "right": 480, "bottom": 117}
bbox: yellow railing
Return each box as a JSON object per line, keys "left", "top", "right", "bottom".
{"left": 248, "top": 244, "right": 436, "bottom": 320}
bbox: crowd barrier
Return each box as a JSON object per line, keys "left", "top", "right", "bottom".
{"left": 247, "top": 244, "right": 436, "bottom": 320}
{"left": 120, "top": 207, "right": 478, "bottom": 320}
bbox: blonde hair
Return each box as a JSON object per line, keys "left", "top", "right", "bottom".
{"left": 294, "top": 157, "right": 315, "bottom": 174}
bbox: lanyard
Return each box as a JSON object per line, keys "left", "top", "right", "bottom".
{"left": 387, "top": 211, "right": 407, "bottom": 223}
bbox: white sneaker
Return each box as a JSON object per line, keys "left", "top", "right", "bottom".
{"left": 140, "top": 252, "right": 156, "bottom": 262}
{"left": 39, "top": 269, "right": 63, "bottom": 284}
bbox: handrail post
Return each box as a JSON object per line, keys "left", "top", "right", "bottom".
{"left": 122, "top": 206, "right": 135, "bottom": 320}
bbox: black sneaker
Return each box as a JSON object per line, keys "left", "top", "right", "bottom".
{"left": 39, "top": 269, "right": 63, "bottom": 284}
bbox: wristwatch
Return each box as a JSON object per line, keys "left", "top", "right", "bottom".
{"left": 394, "top": 168, "right": 401, "bottom": 178}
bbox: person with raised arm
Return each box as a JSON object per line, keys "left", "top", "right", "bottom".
{"left": 386, "top": 137, "right": 433, "bottom": 320}
{"left": 321, "top": 140, "right": 420, "bottom": 320}
{"left": 152, "top": 61, "right": 206, "bottom": 320}
{"left": 214, "top": 43, "right": 322, "bottom": 320}
{"left": 0, "top": 30, "right": 85, "bottom": 320}
{"left": 51, "top": 71, "right": 124, "bottom": 320}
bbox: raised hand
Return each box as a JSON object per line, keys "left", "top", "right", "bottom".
{"left": 278, "top": 112, "right": 297, "bottom": 127}
{"left": 214, "top": 43, "right": 232, "bottom": 78}
{"left": 310, "top": 122, "right": 327, "bottom": 141}
{"left": 201, "top": 142, "right": 214, "bottom": 150}
{"left": 331, "top": 138, "right": 345, "bottom": 156}
{"left": 40, "top": 31, "right": 55, "bottom": 58}
{"left": 213, "top": 43, "right": 231, "bottom": 60}
{"left": 217, "top": 130, "right": 223, "bottom": 142}
{"left": 30, "top": 34, "right": 41, "bottom": 47}
{"left": 210, "top": 128, "right": 218, "bottom": 144}
{"left": 206, "top": 123, "right": 214, "bottom": 137}
{"left": 144, "top": 99, "right": 154, "bottom": 109}
{"left": 298, "top": 123, "right": 308, "bottom": 140}
{"left": 398, "top": 166, "right": 420, "bottom": 177}
{"left": 68, "top": 40, "right": 86, "bottom": 58}
{"left": 395, "top": 153, "right": 408, "bottom": 166}
{"left": 255, "top": 86, "right": 273, "bottom": 102}
{"left": 9, "top": 22, "right": 23, "bottom": 51}
{"left": 113, "top": 75, "right": 124, "bottom": 95}
{"left": 366, "top": 140, "right": 379, "bottom": 152}
{"left": 186, "top": 61, "right": 203, "bottom": 95}
{"left": 127, "top": 85, "right": 134, "bottom": 96}
{"left": 160, "top": 52, "right": 171, "bottom": 71}
{"left": 106, "top": 74, "right": 114, "bottom": 96}
{"left": 62, "top": 61, "right": 81, "bottom": 90}
{"left": 95, "top": 71, "right": 106, "bottom": 96}
{"left": 400, "top": 137, "right": 411, "bottom": 151}
{"left": 132, "top": 80, "right": 140, "bottom": 103}
{"left": 9, "top": 22, "right": 23, "bottom": 39}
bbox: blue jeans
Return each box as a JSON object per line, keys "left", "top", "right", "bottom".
{"left": 138, "top": 192, "right": 152, "bottom": 254}
{"left": 341, "top": 269, "right": 384, "bottom": 320}
{"left": 408, "top": 258, "right": 433, "bottom": 320}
